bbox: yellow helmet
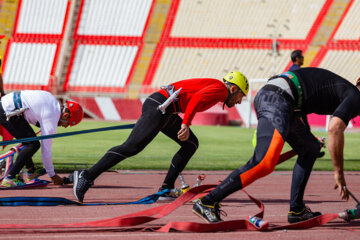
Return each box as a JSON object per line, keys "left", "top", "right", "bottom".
{"left": 223, "top": 71, "right": 249, "bottom": 96}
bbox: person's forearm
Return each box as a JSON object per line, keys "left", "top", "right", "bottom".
{"left": 328, "top": 130, "right": 344, "bottom": 172}
{"left": 328, "top": 117, "right": 345, "bottom": 172}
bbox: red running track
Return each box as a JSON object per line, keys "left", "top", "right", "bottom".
{"left": 0, "top": 170, "right": 359, "bottom": 239}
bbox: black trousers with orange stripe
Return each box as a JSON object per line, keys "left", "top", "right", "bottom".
{"left": 202, "top": 87, "right": 321, "bottom": 212}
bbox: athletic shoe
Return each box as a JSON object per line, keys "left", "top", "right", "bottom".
{"left": 157, "top": 188, "right": 179, "bottom": 201}
{"left": 25, "top": 166, "right": 46, "bottom": 181}
{"left": 73, "top": 170, "right": 93, "bottom": 203}
{"left": 192, "top": 199, "right": 225, "bottom": 223}
{"left": 288, "top": 205, "right": 322, "bottom": 223}
{"left": 1, "top": 176, "right": 26, "bottom": 187}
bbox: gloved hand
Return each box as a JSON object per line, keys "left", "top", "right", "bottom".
{"left": 315, "top": 136, "right": 326, "bottom": 148}
{"left": 315, "top": 136, "right": 326, "bottom": 158}
{"left": 317, "top": 151, "right": 325, "bottom": 158}
{"left": 51, "top": 174, "right": 64, "bottom": 185}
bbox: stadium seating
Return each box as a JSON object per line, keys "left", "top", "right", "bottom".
{"left": 311, "top": 0, "right": 360, "bottom": 83}
{"left": 170, "top": 0, "right": 326, "bottom": 40}
{"left": 2, "top": 0, "right": 70, "bottom": 91}
{"left": 65, "top": 42, "right": 139, "bottom": 93}
{"left": 1, "top": 0, "right": 359, "bottom": 127}
{"left": 332, "top": 0, "right": 360, "bottom": 41}
{"left": 64, "top": 0, "right": 153, "bottom": 94}
{"left": 142, "top": 0, "right": 331, "bottom": 93}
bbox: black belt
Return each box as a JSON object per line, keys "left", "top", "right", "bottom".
{"left": 262, "top": 84, "right": 295, "bottom": 106}
{"left": 160, "top": 85, "right": 181, "bottom": 113}
{"left": 268, "top": 73, "right": 302, "bottom": 112}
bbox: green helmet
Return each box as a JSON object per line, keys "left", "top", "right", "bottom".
{"left": 223, "top": 71, "right": 249, "bottom": 96}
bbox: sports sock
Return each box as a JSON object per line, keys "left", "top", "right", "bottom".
{"left": 200, "top": 195, "right": 216, "bottom": 205}
{"left": 159, "top": 183, "right": 173, "bottom": 190}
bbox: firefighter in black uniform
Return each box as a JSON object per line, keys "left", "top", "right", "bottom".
{"left": 193, "top": 68, "right": 360, "bottom": 224}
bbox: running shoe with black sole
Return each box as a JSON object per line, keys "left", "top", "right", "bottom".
{"left": 73, "top": 170, "right": 93, "bottom": 203}
{"left": 192, "top": 199, "right": 224, "bottom": 223}
{"left": 288, "top": 205, "right": 322, "bottom": 223}
{"left": 157, "top": 188, "right": 178, "bottom": 201}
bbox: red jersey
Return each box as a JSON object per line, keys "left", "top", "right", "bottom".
{"left": 158, "top": 78, "right": 228, "bottom": 126}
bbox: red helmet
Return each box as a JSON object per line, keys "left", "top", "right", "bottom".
{"left": 66, "top": 101, "right": 83, "bottom": 126}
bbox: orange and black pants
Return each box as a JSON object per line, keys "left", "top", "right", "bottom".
{"left": 202, "top": 86, "right": 321, "bottom": 212}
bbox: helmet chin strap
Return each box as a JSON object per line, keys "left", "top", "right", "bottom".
{"left": 223, "top": 87, "right": 241, "bottom": 110}
{"left": 59, "top": 104, "right": 69, "bottom": 124}
{"left": 59, "top": 119, "right": 68, "bottom": 125}
{"left": 62, "top": 103, "right": 68, "bottom": 113}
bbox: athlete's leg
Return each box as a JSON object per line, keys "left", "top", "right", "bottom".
{"left": 201, "top": 86, "right": 293, "bottom": 205}
{"left": 0, "top": 115, "right": 39, "bottom": 178}
{"left": 87, "top": 93, "right": 171, "bottom": 181}
{"left": 201, "top": 117, "right": 284, "bottom": 205}
{"left": 286, "top": 118, "right": 321, "bottom": 211}
{"left": 160, "top": 114, "right": 199, "bottom": 189}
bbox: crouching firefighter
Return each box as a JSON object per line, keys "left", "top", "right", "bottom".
{"left": 0, "top": 90, "right": 83, "bottom": 187}
{"left": 73, "top": 71, "right": 249, "bottom": 202}
{"left": 192, "top": 67, "right": 360, "bottom": 224}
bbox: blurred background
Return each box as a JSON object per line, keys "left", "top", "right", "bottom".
{"left": 0, "top": 0, "right": 359, "bottom": 129}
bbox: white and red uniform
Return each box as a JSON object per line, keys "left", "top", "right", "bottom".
{"left": 1, "top": 90, "right": 60, "bottom": 177}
